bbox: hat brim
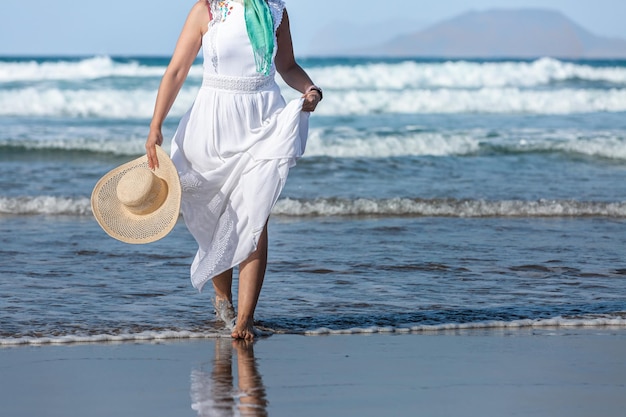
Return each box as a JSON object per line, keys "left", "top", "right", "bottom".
{"left": 91, "top": 146, "right": 182, "bottom": 244}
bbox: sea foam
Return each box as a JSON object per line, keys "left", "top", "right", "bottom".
{"left": 303, "top": 316, "right": 626, "bottom": 336}
{"left": 3, "top": 56, "right": 625, "bottom": 88}
{"left": 0, "top": 196, "right": 91, "bottom": 215}
{"left": 307, "top": 57, "right": 626, "bottom": 89}
{"left": 0, "top": 56, "right": 202, "bottom": 82}
{"left": 3, "top": 196, "right": 625, "bottom": 218}
{"left": 4, "top": 57, "right": 626, "bottom": 117}
{"left": 3, "top": 86, "right": 626, "bottom": 118}
{"left": 305, "top": 129, "right": 480, "bottom": 157}
{"left": 273, "top": 198, "right": 626, "bottom": 218}
{"left": 3, "top": 126, "right": 626, "bottom": 160}
{"left": 1, "top": 316, "right": 625, "bottom": 346}
{"left": 0, "top": 87, "right": 197, "bottom": 118}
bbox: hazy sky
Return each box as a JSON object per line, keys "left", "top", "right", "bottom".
{"left": 2, "top": 0, "right": 626, "bottom": 56}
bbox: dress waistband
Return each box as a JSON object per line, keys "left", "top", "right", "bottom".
{"left": 201, "top": 71, "right": 277, "bottom": 93}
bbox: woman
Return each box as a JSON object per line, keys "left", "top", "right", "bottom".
{"left": 145, "top": 0, "right": 321, "bottom": 340}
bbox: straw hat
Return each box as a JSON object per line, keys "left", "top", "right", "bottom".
{"left": 91, "top": 146, "right": 181, "bottom": 244}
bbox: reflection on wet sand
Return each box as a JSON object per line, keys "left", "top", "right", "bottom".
{"left": 191, "top": 339, "right": 268, "bottom": 416}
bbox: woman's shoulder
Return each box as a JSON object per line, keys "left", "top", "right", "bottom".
{"left": 190, "top": 0, "right": 211, "bottom": 17}
{"left": 193, "top": 0, "right": 210, "bottom": 11}
{"left": 189, "top": 1, "right": 212, "bottom": 26}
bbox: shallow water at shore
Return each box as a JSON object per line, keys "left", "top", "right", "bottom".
{"left": 2, "top": 213, "right": 625, "bottom": 344}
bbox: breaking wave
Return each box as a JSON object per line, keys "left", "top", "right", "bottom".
{"left": 0, "top": 56, "right": 200, "bottom": 82}
{"left": 308, "top": 57, "right": 626, "bottom": 89}
{"left": 3, "top": 126, "right": 626, "bottom": 160}
{"left": 3, "top": 56, "right": 626, "bottom": 117}
{"left": 3, "top": 196, "right": 626, "bottom": 218}
{"left": 273, "top": 198, "right": 626, "bottom": 218}
{"left": 0, "top": 196, "right": 92, "bottom": 216}
{"left": 3, "top": 86, "right": 626, "bottom": 117}
{"left": 3, "top": 56, "right": 626, "bottom": 88}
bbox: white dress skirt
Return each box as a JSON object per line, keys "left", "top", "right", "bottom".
{"left": 170, "top": 0, "right": 308, "bottom": 291}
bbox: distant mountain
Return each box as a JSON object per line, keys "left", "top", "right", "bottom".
{"left": 354, "top": 9, "right": 626, "bottom": 59}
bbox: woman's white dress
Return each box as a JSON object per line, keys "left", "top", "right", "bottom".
{"left": 170, "top": 0, "right": 308, "bottom": 292}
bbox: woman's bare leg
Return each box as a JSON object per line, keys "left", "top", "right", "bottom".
{"left": 212, "top": 269, "right": 235, "bottom": 327}
{"left": 212, "top": 269, "right": 233, "bottom": 303}
{"left": 232, "top": 224, "right": 268, "bottom": 340}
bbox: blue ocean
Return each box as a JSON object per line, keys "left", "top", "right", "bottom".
{"left": 1, "top": 55, "right": 626, "bottom": 345}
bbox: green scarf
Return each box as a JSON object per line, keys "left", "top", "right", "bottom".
{"left": 244, "top": 0, "right": 274, "bottom": 76}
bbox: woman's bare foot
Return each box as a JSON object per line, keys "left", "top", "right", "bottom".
{"left": 231, "top": 317, "right": 256, "bottom": 340}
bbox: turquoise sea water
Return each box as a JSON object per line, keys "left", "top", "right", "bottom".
{"left": 1, "top": 56, "right": 626, "bottom": 344}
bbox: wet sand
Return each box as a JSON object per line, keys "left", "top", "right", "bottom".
{"left": 1, "top": 328, "right": 625, "bottom": 417}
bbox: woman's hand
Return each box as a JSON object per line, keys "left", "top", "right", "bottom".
{"left": 145, "top": 128, "right": 164, "bottom": 170}
{"left": 302, "top": 89, "right": 321, "bottom": 112}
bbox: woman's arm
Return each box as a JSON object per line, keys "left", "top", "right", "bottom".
{"left": 146, "top": 1, "right": 210, "bottom": 169}
{"left": 274, "top": 9, "right": 321, "bottom": 113}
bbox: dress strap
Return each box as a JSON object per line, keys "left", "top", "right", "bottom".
{"left": 205, "top": 0, "right": 213, "bottom": 20}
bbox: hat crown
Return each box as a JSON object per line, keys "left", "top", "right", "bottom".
{"left": 91, "top": 145, "right": 181, "bottom": 244}
{"left": 116, "top": 168, "right": 167, "bottom": 215}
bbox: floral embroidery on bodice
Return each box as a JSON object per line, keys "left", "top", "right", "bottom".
{"left": 204, "top": 0, "right": 286, "bottom": 76}
{"left": 208, "top": 0, "right": 285, "bottom": 30}
{"left": 217, "top": 0, "right": 236, "bottom": 21}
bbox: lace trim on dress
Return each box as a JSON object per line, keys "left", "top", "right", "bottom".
{"left": 207, "top": 1, "right": 222, "bottom": 72}
{"left": 267, "top": 0, "right": 286, "bottom": 31}
{"left": 201, "top": 71, "right": 277, "bottom": 92}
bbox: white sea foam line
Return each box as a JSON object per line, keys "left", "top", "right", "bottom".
{"left": 0, "top": 125, "right": 489, "bottom": 158}
{"left": 303, "top": 317, "right": 626, "bottom": 336}
{"left": 0, "top": 196, "right": 92, "bottom": 216}
{"left": 304, "top": 128, "right": 626, "bottom": 159}
{"left": 4, "top": 126, "right": 626, "bottom": 160}
{"left": 2, "top": 197, "right": 626, "bottom": 217}
{"left": 4, "top": 56, "right": 626, "bottom": 88}
{"left": 0, "top": 56, "right": 203, "bottom": 82}
{"left": 2, "top": 317, "right": 625, "bottom": 346}
{"left": 525, "top": 136, "right": 626, "bottom": 160}
{"left": 307, "top": 57, "right": 626, "bottom": 89}
{"left": 0, "top": 330, "right": 229, "bottom": 347}
{"left": 0, "top": 137, "right": 151, "bottom": 156}
{"left": 0, "top": 87, "right": 197, "bottom": 118}
{"left": 304, "top": 130, "right": 480, "bottom": 157}
{"left": 272, "top": 198, "right": 626, "bottom": 218}
{"left": 312, "top": 88, "right": 626, "bottom": 116}
{"left": 4, "top": 86, "right": 626, "bottom": 118}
